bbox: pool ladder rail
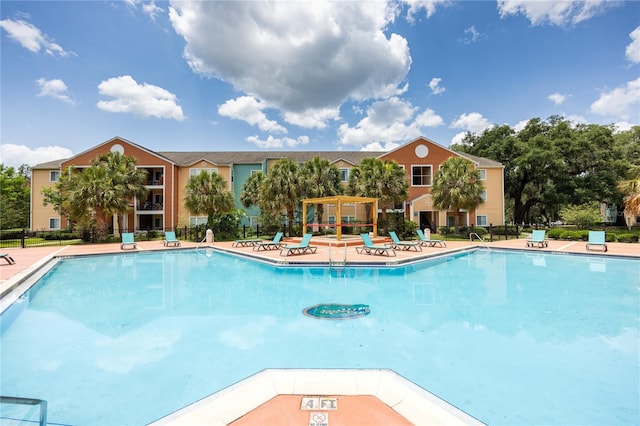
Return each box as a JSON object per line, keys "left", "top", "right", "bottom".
{"left": 328, "top": 242, "right": 347, "bottom": 271}
{"left": 0, "top": 396, "right": 47, "bottom": 426}
{"left": 469, "top": 232, "right": 490, "bottom": 249}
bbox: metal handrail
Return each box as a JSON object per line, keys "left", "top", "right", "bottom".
{"left": 469, "top": 232, "right": 489, "bottom": 249}
{"left": 0, "top": 396, "right": 47, "bottom": 426}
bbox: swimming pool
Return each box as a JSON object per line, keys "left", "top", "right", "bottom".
{"left": 1, "top": 249, "right": 638, "bottom": 425}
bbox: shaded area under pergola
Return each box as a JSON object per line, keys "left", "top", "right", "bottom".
{"left": 302, "top": 195, "right": 378, "bottom": 241}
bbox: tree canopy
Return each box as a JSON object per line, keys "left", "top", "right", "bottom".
{"left": 184, "top": 170, "right": 235, "bottom": 229}
{"left": 0, "top": 164, "right": 30, "bottom": 229}
{"left": 432, "top": 156, "right": 485, "bottom": 231}
{"left": 452, "top": 117, "right": 639, "bottom": 224}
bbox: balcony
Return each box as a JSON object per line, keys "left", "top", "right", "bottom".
{"left": 137, "top": 202, "right": 163, "bottom": 211}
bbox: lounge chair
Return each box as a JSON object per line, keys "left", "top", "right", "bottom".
{"left": 416, "top": 229, "right": 446, "bottom": 248}
{"left": 0, "top": 253, "right": 15, "bottom": 265}
{"left": 163, "top": 231, "right": 181, "bottom": 247}
{"left": 253, "top": 232, "right": 285, "bottom": 251}
{"left": 526, "top": 230, "right": 548, "bottom": 248}
{"left": 388, "top": 231, "right": 422, "bottom": 251}
{"left": 586, "top": 230, "right": 607, "bottom": 252}
{"left": 355, "top": 233, "right": 396, "bottom": 257}
{"left": 279, "top": 234, "right": 317, "bottom": 256}
{"left": 232, "top": 237, "right": 263, "bottom": 247}
{"left": 121, "top": 232, "right": 137, "bottom": 250}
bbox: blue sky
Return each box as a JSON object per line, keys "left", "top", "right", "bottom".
{"left": 1, "top": 0, "right": 639, "bottom": 168}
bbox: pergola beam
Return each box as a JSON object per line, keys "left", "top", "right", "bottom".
{"left": 302, "top": 195, "right": 378, "bottom": 241}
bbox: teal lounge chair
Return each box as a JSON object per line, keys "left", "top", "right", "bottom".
{"left": 526, "top": 230, "right": 548, "bottom": 248}
{"left": 163, "top": 231, "right": 181, "bottom": 247}
{"left": 0, "top": 253, "right": 15, "bottom": 265}
{"left": 586, "top": 230, "right": 607, "bottom": 252}
{"left": 388, "top": 231, "right": 422, "bottom": 251}
{"left": 279, "top": 234, "right": 317, "bottom": 256}
{"left": 121, "top": 232, "right": 137, "bottom": 250}
{"left": 356, "top": 233, "right": 396, "bottom": 257}
{"left": 254, "top": 232, "right": 285, "bottom": 251}
{"left": 416, "top": 229, "right": 446, "bottom": 248}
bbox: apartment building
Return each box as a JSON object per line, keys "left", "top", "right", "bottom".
{"left": 31, "top": 136, "right": 504, "bottom": 233}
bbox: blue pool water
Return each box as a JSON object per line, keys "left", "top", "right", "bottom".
{"left": 1, "top": 249, "right": 638, "bottom": 425}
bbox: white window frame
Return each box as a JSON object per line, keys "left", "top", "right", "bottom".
{"left": 480, "top": 191, "right": 487, "bottom": 201}
{"left": 339, "top": 168, "right": 349, "bottom": 182}
{"left": 50, "top": 170, "right": 60, "bottom": 182}
{"left": 478, "top": 169, "right": 486, "bottom": 180}
{"left": 49, "top": 217, "right": 61, "bottom": 230}
{"left": 476, "top": 215, "right": 488, "bottom": 226}
{"left": 189, "top": 168, "right": 219, "bottom": 178}
{"left": 189, "top": 216, "right": 208, "bottom": 226}
{"left": 411, "top": 165, "right": 433, "bottom": 187}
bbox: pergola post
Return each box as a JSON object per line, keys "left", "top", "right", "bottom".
{"left": 336, "top": 202, "right": 342, "bottom": 241}
{"left": 302, "top": 202, "right": 307, "bottom": 236}
{"left": 373, "top": 199, "right": 378, "bottom": 237}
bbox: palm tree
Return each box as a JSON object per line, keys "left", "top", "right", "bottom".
{"left": 92, "top": 152, "right": 148, "bottom": 234}
{"left": 432, "top": 156, "right": 485, "bottom": 232}
{"left": 617, "top": 167, "right": 640, "bottom": 215}
{"left": 240, "top": 171, "right": 264, "bottom": 208}
{"left": 301, "top": 156, "right": 343, "bottom": 225}
{"left": 260, "top": 158, "right": 304, "bottom": 236}
{"left": 347, "top": 157, "right": 408, "bottom": 224}
{"left": 184, "top": 170, "right": 235, "bottom": 228}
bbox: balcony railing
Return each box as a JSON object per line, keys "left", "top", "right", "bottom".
{"left": 137, "top": 203, "right": 163, "bottom": 211}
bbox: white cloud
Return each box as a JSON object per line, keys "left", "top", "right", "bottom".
{"left": 0, "top": 144, "right": 72, "bottom": 168}
{"left": 513, "top": 119, "right": 529, "bottom": 132}
{"left": 548, "top": 92, "right": 567, "bottom": 105}
{"left": 460, "top": 25, "right": 481, "bottom": 44}
{"left": 450, "top": 131, "right": 468, "bottom": 146}
{"left": 404, "top": 0, "right": 451, "bottom": 23}
{"left": 589, "top": 77, "right": 640, "bottom": 122}
{"left": 428, "top": 77, "right": 446, "bottom": 95}
{"left": 246, "top": 135, "right": 310, "bottom": 149}
{"left": 360, "top": 141, "right": 400, "bottom": 151}
{"left": 36, "top": 78, "right": 75, "bottom": 105}
{"left": 626, "top": 26, "right": 640, "bottom": 64}
{"left": 613, "top": 122, "right": 634, "bottom": 132}
{"left": 0, "top": 18, "right": 74, "bottom": 56}
{"left": 218, "top": 96, "right": 286, "bottom": 133}
{"left": 450, "top": 112, "right": 493, "bottom": 133}
{"left": 168, "top": 1, "right": 411, "bottom": 128}
{"left": 283, "top": 107, "right": 340, "bottom": 129}
{"left": 97, "top": 75, "right": 184, "bottom": 120}
{"left": 338, "top": 97, "right": 443, "bottom": 147}
{"left": 497, "top": 0, "right": 614, "bottom": 26}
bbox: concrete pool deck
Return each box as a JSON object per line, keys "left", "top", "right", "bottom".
{"left": 0, "top": 236, "right": 637, "bottom": 425}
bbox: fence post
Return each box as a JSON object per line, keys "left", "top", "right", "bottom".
{"left": 21, "top": 229, "right": 26, "bottom": 248}
{"left": 489, "top": 223, "right": 493, "bottom": 242}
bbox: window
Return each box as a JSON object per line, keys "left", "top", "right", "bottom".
{"left": 50, "top": 171, "right": 60, "bottom": 182}
{"left": 341, "top": 215, "right": 355, "bottom": 224}
{"left": 478, "top": 169, "right": 486, "bottom": 180}
{"left": 251, "top": 169, "right": 261, "bottom": 176}
{"left": 189, "top": 168, "right": 218, "bottom": 178}
{"left": 49, "top": 218, "right": 60, "bottom": 229}
{"left": 476, "top": 215, "right": 488, "bottom": 226}
{"left": 189, "top": 216, "right": 208, "bottom": 226}
{"left": 480, "top": 191, "right": 487, "bottom": 201}
{"left": 411, "top": 165, "right": 432, "bottom": 186}
{"left": 339, "top": 168, "right": 349, "bottom": 182}
{"left": 328, "top": 216, "right": 336, "bottom": 224}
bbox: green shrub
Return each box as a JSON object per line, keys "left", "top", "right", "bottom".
{"left": 546, "top": 228, "right": 564, "bottom": 239}
{"left": 614, "top": 233, "right": 637, "bottom": 243}
{"left": 559, "top": 230, "right": 588, "bottom": 241}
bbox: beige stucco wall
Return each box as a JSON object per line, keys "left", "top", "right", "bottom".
{"left": 31, "top": 168, "right": 60, "bottom": 230}
{"left": 175, "top": 162, "right": 232, "bottom": 225}
{"left": 474, "top": 166, "right": 505, "bottom": 226}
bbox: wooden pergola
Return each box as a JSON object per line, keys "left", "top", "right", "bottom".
{"left": 302, "top": 195, "right": 378, "bottom": 241}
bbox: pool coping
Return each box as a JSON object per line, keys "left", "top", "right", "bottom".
{"left": 149, "top": 368, "right": 485, "bottom": 426}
